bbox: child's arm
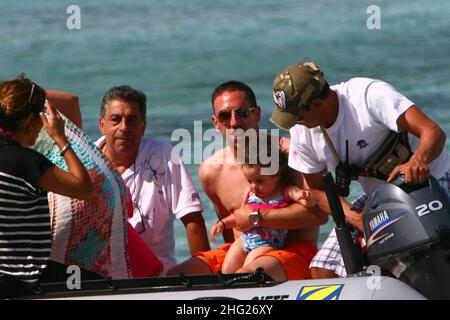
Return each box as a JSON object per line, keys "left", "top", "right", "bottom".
{"left": 38, "top": 104, "right": 95, "bottom": 201}
{"left": 284, "top": 185, "right": 316, "bottom": 209}
{"left": 210, "top": 214, "right": 236, "bottom": 242}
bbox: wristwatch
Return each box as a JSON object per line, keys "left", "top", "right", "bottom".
{"left": 248, "top": 209, "right": 261, "bottom": 227}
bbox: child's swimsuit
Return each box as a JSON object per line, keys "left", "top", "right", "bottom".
{"left": 240, "top": 189, "right": 288, "bottom": 252}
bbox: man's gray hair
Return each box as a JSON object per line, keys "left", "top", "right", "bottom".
{"left": 100, "top": 85, "right": 147, "bottom": 119}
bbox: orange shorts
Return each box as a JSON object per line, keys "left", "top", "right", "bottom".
{"left": 194, "top": 241, "right": 317, "bottom": 280}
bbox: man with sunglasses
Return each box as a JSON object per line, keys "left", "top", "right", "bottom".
{"left": 96, "top": 85, "right": 210, "bottom": 275}
{"left": 167, "top": 81, "right": 329, "bottom": 281}
{"left": 270, "top": 61, "right": 450, "bottom": 279}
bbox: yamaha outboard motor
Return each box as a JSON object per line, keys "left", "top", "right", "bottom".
{"left": 362, "top": 175, "right": 450, "bottom": 299}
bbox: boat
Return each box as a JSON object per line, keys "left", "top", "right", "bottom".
{"left": 17, "top": 270, "right": 425, "bottom": 300}
{"left": 16, "top": 172, "right": 450, "bottom": 300}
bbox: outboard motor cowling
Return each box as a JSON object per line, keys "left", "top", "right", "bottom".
{"left": 362, "top": 176, "right": 450, "bottom": 299}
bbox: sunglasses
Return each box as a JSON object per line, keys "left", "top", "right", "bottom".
{"left": 217, "top": 106, "right": 255, "bottom": 123}
{"left": 26, "top": 82, "right": 46, "bottom": 115}
{"left": 28, "top": 83, "right": 36, "bottom": 104}
{"left": 134, "top": 201, "right": 146, "bottom": 234}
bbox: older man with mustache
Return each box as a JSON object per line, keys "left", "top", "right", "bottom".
{"left": 96, "top": 85, "right": 210, "bottom": 275}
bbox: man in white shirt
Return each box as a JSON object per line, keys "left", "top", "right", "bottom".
{"left": 96, "top": 85, "right": 210, "bottom": 275}
{"left": 270, "top": 61, "right": 450, "bottom": 278}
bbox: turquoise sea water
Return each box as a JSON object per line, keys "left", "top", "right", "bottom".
{"left": 1, "top": 0, "right": 450, "bottom": 264}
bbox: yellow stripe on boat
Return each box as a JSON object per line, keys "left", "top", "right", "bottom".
{"left": 296, "top": 284, "right": 344, "bottom": 300}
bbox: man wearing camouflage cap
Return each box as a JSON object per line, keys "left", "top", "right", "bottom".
{"left": 270, "top": 61, "right": 450, "bottom": 278}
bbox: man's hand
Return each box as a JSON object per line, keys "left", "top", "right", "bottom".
{"left": 292, "top": 189, "right": 316, "bottom": 209}
{"left": 341, "top": 200, "right": 363, "bottom": 231}
{"left": 390, "top": 105, "right": 446, "bottom": 185}
{"left": 345, "top": 209, "right": 363, "bottom": 231}
{"left": 387, "top": 156, "right": 429, "bottom": 185}
{"left": 233, "top": 204, "right": 253, "bottom": 232}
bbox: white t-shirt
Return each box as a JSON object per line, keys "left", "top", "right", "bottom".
{"left": 96, "top": 136, "right": 203, "bottom": 274}
{"left": 289, "top": 77, "right": 450, "bottom": 194}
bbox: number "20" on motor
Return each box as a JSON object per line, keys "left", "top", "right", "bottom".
{"left": 416, "top": 200, "right": 444, "bottom": 217}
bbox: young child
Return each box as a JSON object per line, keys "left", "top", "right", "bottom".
{"left": 210, "top": 150, "right": 316, "bottom": 274}
{"left": 0, "top": 76, "right": 94, "bottom": 298}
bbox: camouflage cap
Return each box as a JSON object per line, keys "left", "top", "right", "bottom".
{"left": 270, "top": 61, "right": 326, "bottom": 130}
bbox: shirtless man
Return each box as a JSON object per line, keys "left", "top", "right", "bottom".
{"left": 167, "top": 81, "right": 329, "bottom": 281}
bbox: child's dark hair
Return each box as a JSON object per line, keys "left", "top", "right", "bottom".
{"left": 0, "top": 74, "right": 46, "bottom": 132}
{"left": 241, "top": 134, "right": 288, "bottom": 178}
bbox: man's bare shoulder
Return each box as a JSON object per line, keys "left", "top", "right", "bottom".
{"left": 199, "top": 147, "right": 242, "bottom": 193}
{"left": 200, "top": 147, "right": 226, "bottom": 172}
{"left": 199, "top": 148, "right": 228, "bottom": 189}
